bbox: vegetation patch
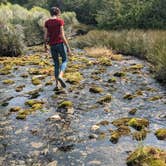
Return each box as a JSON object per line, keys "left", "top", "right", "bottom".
{"left": 155, "top": 128, "right": 166, "bottom": 140}
{"left": 89, "top": 86, "right": 103, "bottom": 93}
{"left": 58, "top": 101, "right": 73, "bottom": 109}
{"left": 126, "top": 146, "right": 166, "bottom": 166}
{"left": 97, "top": 94, "right": 112, "bottom": 104}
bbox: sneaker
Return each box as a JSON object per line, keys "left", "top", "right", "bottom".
{"left": 58, "top": 77, "right": 66, "bottom": 88}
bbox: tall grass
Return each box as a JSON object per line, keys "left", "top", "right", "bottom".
{"left": 72, "top": 30, "right": 166, "bottom": 83}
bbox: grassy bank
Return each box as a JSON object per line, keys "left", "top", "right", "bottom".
{"left": 72, "top": 30, "right": 166, "bottom": 83}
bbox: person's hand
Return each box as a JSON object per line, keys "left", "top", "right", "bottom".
{"left": 67, "top": 47, "right": 73, "bottom": 56}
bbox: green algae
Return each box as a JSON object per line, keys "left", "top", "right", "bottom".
{"left": 58, "top": 101, "right": 73, "bottom": 109}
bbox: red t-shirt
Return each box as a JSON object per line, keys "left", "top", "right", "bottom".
{"left": 45, "top": 18, "right": 64, "bottom": 45}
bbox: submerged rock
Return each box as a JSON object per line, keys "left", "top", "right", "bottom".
{"left": 155, "top": 128, "right": 166, "bottom": 140}
{"left": 10, "top": 106, "right": 21, "bottom": 112}
{"left": 97, "top": 94, "right": 112, "bottom": 104}
{"left": 123, "top": 93, "right": 135, "bottom": 100}
{"left": 112, "top": 117, "right": 131, "bottom": 127}
{"left": 129, "top": 108, "right": 137, "bottom": 115}
{"left": 15, "top": 85, "right": 25, "bottom": 92}
{"left": 31, "top": 77, "right": 41, "bottom": 85}
{"left": 108, "top": 77, "right": 117, "bottom": 83}
{"left": 126, "top": 146, "right": 166, "bottom": 166}
{"left": 113, "top": 71, "right": 126, "bottom": 77}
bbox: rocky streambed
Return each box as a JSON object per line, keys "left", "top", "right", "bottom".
{"left": 0, "top": 46, "right": 166, "bottom": 166}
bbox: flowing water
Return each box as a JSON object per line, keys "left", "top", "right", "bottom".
{"left": 0, "top": 48, "right": 166, "bottom": 166}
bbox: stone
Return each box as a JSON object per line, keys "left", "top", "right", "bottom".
{"left": 155, "top": 128, "right": 166, "bottom": 140}
{"left": 97, "top": 94, "right": 112, "bottom": 104}
{"left": 10, "top": 106, "right": 21, "bottom": 112}
{"left": 132, "top": 129, "right": 147, "bottom": 141}
{"left": 3, "top": 79, "right": 15, "bottom": 85}
{"left": 58, "top": 101, "right": 73, "bottom": 109}
{"left": 90, "top": 125, "right": 100, "bottom": 132}
{"left": 47, "top": 160, "right": 58, "bottom": 166}
{"left": 129, "top": 108, "right": 137, "bottom": 115}
{"left": 89, "top": 86, "right": 103, "bottom": 93}
{"left": 113, "top": 71, "right": 126, "bottom": 77}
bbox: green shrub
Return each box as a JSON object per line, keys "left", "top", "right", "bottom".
{"left": 72, "top": 30, "right": 166, "bottom": 82}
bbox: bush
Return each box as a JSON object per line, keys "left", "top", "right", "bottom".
{"left": 72, "top": 30, "right": 166, "bottom": 83}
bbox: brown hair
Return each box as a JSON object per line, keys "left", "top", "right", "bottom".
{"left": 50, "top": 7, "right": 61, "bottom": 16}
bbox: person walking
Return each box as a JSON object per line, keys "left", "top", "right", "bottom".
{"left": 44, "top": 7, "right": 71, "bottom": 88}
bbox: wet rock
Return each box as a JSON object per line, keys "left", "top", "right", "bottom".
{"left": 110, "top": 131, "right": 120, "bottom": 144}
{"left": 155, "top": 128, "right": 166, "bottom": 140}
{"left": 113, "top": 71, "right": 126, "bottom": 77}
{"left": 47, "top": 114, "right": 61, "bottom": 121}
{"left": 27, "top": 88, "right": 41, "bottom": 99}
{"left": 89, "top": 86, "right": 103, "bottom": 93}
{"left": 47, "top": 161, "right": 57, "bottom": 166}
{"left": 126, "top": 146, "right": 166, "bottom": 166}
{"left": 45, "top": 80, "right": 53, "bottom": 86}
{"left": 97, "top": 94, "right": 112, "bottom": 104}
{"left": 108, "top": 77, "right": 117, "bottom": 83}
{"left": 90, "top": 125, "right": 100, "bottom": 132}
{"left": 20, "top": 73, "right": 29, "bottom": 78}
{"left": 32, "top": 103, "right": 43, "bottom": 110}
{"left": 58, "top": 100, "right": 73, "bottom": 109}
{"left": 123, "top": 93, "right": 135, "bottom": 100}
{"left": 89, "top": 134, "right": 98, "bottom": 139}
{"left": 31, "top": 77, "right": 41, "bottom": 85}
{"left": 132, "top": 129, "right": 147, "bottom": 141}
{"left": 97, "top": 57, "right": 112, "bottom": 66}
{"left": 117, "top": 125, "right": 131, "bottom": 135}
{"left": 148, "top": 95, "right": 163, "bottom": 101}
{"left": 97, "top": 120, "right": 110, "bottom": 126}
{"left": 112, "top": 117, "right": 131, "bottom": 127}
{"left": 98, "top": 132, "right": 106, "bottom": 140}
{"left": 16, "top": 114, "right": 26, "bottom": 120}
{"left": 128, "top": 64, "right": 143, "bottom": 70}
{"left": 128, "top": 118, "right": 149, "bottom": 131}
{"left": 3, "top": 79, "right": 15, "bottom": 85}
{"left": 15, "top": 85, "right": 25, "bottom": 92}
{"left": 25, "top": 99, "right": 45, "bottom": 107}
{"left": 10, "top": 106, "right": 21, "bottom": 112}
{"left": 129, "top": 108, "right": 137, "bottom": 115}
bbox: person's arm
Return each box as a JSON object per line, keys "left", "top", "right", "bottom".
{"left": 43, "top": 26, "right": 49, "bottom": 53}
{"left": 60, "top": 26, "right": 72, "bottom": 55}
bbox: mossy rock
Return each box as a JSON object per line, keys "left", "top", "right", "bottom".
{"left": 28, "top": 68, "right": 41, "bottom": 75}
{"left": 113, "top": 72, "right": 126, "bottom": 77}
{"left": 148, "top": 96, "right": 163, "bottom": 101}
{"left": 155, "top": 128, "right": 166, "bottom": 140}
{"left": 128, "top": 118, "right": 149, "bottom": 131}
{"left": 112, "top": 117, "right": 131, "bottom": 127}
{"left": 20, "top": 73, "right": 29, "bottom": 78}
{"left": 132, "top": 129, "right": 147, "bottom": 141}
{"left": 65, "top": 72, "right": 83, "bottom": 84}
{"left": 3, "top": 79, "right": 15, "bottom": 85}
{"left": 129, "top": 108, "right": 137, "bottom": 115}
{"left": 128, "top": 64, "right": 143, "bottom": 70}
{"left": 58, "top": 101, "right": 73, "bottom": 109}
{"left": 31, "top": 77, "right": 41, "bottom": 85}
{"left": 108, "top": 77, "right": 117, "bottom": 83}
{"left": 97, "top": 94, "right": 112, "bottom": 104}
{"left": 117, "top": 125, "right": 131, "bottom": 136}
{"left": 97, "top": 120, "right": 110, "bottom": 126}
{"left": 16, "top": 114, "right": 26, "bottom": 120}
{"left": 10, "top": 106, "right": 21, "bottom": 112}
{"left": 25, "top": 100, "right": 44, "bottom": 107}
{"left": 110, "top": 131, "right": 121, "bottom": 144}
{"left": 15, "top": 85, "right": 25, "bottom": 92}
{"left": 126, "top": 146, "right": 166, "bottom": 166}
{"left": 89, "top": 86, "right": 103, "bottom": 93}
{"left": 45, "top": 80, "right": 53, "bottom": 86}
{"left": 32, "top": 103, "right": 43, "bottom": 110}
{"left": 123, "top": 93, "right": 135, "bottom": 100}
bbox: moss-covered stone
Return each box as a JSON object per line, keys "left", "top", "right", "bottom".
{"left": 113, "top": 71, "right": 126, "bottom": 77}
{"left": 89, "top": 86, "right": 103, "bottom": 93}
{"left": 108, "top": 77, "right": 117, "bottom": 83}
{"left": 129, "top": 108, "right": 137, "bottom": 115}
{"left": 110, "top": 131, "right": 121, "bottom": 144}
{"left": 20, "top": 73, "right": 29, "bottom": 78}
{"left": 128, "top": 64, "right": 143, "bottom": 70}
{"left": 128, "top": 118, "right": 149, "bottom": 131}
{"left": 65, "top": 72, "right": 83, "bottom": 84}
{"left": 16, "top": 114, "right": 26, "bottom": 120}
{"left": 15, "top": 85, "right": 25, "bottom": 92}
{"left": 97, "top": 120, "right": 110, "bottom": 126}
{"left": 132, "top": 129, "right": 147, "bottom": 141}
{"left": 126, "top": 146, "right": 166, "bottom": 166}
{"left": 148, "top": 96, "right": 163, "bottom": 101}
{"left": 97, "top": 57, "right": 112, "bottom": 66}
{"left": 155, "top": 128, "right": 166, "bottom": 140}
{"left": 45, "top": 80, "right": 53, "bottom": 86}
{"left": 32, "top": 103, "right": 43, "bottom": 110}
{"left": 112, "top": 117, "right": 131, "bottom": 127}
{"left": 3, "top": 79, "right": 15, "bottom": 85}
{"left": 58, "top": 101, "right": 73, "bottom": 109}
{"left": 10, "top": 106, "right": 21, "bottom": 112}
{"left": 123, "top": 93, "right": 135, "bottom": 100}
{"left": 97, "top": 94, "right": 112, "bottom": 104}
{"left": 31, "top": 77, "right": 41, "bottom": 85}
{"left": 25, "top": 99, "right": 44, "bottom": 107}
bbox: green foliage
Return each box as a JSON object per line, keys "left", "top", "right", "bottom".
{"left": 72, "top": 29, "right": 166, "bottom": 82}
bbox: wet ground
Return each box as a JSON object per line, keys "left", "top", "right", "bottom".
{"left": 0, "top": 47, "right": 166, "bottom": 166}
